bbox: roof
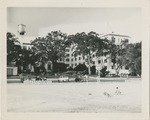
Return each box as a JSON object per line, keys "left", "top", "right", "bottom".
{"left": 100, "top": 34, "right": 130, "bottom": 38}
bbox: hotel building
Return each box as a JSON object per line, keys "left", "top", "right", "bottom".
{"left": 57, "top": 33, "right": 131, "bottom": 75}
{"left": 10, "top": 33, "right": 130, "bottom": 75}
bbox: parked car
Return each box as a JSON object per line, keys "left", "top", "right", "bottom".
{"left": 75, "top": 74, "right": 84, "bottom": 82}
{"left": 58, "top": 76, "right": 69, "bottom": 82}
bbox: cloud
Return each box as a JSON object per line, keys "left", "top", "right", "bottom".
{"left": 7, "top": 7, "right": 141, "bottom": 43}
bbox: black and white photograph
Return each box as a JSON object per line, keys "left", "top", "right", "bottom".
{"left": 6, "top": 7, "right": 142, "bottom": 112}
{"left": 0, "top": 0, "right": 149, "bottom": 120}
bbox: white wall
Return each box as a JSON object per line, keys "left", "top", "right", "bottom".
{"left": 7, "top": 67, "right": 18, "bottom": 75}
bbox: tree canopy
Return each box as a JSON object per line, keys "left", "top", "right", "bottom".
{"left": 125, "top": 42, "right": 141, "bottom": 76}
{"left": 68, "top": 31, "right": 109, "bottom": 74}
{"left": 7, "top": 31, "right": 141, "bottom": 76}
{"left": 31, "top": 31, "right": 70, "bottom": 73}
{"left": 108, "top": 39, "right": 141, "bottom": 76}
{"left": 107, "top": 39, "right": 129, "bottom": 75}
{"left": 7, "top": 32, "right": 21, "bottom": 65}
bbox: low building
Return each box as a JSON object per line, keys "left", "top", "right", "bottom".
{"left": 21, "top": 43, "right": 33, "bottom": 50}
{"left": 7, "top": 65, "right": 18, "bottom": 76}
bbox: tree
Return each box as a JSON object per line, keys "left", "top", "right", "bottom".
{"left": 74, "top": 63, "right": 88, "bottom": 72}
{"left": 125, "top": 42, "right": 141, "bottom": 76}
{"left": 108, "top": 38, "right": 141, "bottom": 76}
{"left": 68, "top": 31, "right": 109, "bottom": 75}
{"left": 31, "top": 31, "right": 70, "bottom": 73}
{"left": 20, "top": 48, "right": 35, "bottom": 73}
{"left": 100, "top": 66, "right": 107, "bottom": 77}
{"left": 90, "top": 65, "right": 96, "bottom": 75}
{"left": 107, "top": 39, "right": 129, "bottom": 75}
{"left": 67, "top": 67, "right": 74, "bottom": 71}
{"left": 54, "top": 63, "right": 67, "bottom": 73}
{"left": 7, "top": 32, "right": 21, "bottom": 65}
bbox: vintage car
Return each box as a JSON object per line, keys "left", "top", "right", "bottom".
{"left": 58, "top": 76, "right": 69, "bottom": 82}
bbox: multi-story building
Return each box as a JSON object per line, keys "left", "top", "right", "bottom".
{"left": 99, "top": 33, "right": 130, "bottom": 75}
{"left": 14, "top": 33, "right": 130, "bottom": 75}
{"left": 100, "top": 33, "right": 130, "bottom": 45}
{"left": 58, "top": 33, "right": 131, "bottom": 75}
{"left": 58, "top": 46, "right": 86, "bottom": 68}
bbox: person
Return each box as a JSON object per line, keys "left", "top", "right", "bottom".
{"left": 115, "top": 87, "right": 121, "bottom": 95}
{"left": 19, "top": 73, "right": 24, "bottom": 83}
{"left": 97, "top": 70, "right": 101, "bottom": 83}
{"left": 75, "top": 74, "right": 79, "bottom": 82}
{"left": 28, "top": 74, "right": 32, "bottom": 80}
{"left": 84, "top": 74, "right": 88, "bottom": 82}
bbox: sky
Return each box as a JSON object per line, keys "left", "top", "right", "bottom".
{"left": 7, "top": 7, "right": 142, "bottom": 43}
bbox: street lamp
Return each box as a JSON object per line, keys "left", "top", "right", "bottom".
{"left": 18, "top": 24, "right": 26, "bottom": 35}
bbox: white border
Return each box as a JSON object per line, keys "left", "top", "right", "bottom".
{"left": 0, "top": 0, "right": 149, "bottom": 120}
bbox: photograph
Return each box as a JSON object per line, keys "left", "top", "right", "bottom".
{"left": 7, "top": 7, "right": 142, "bottom": 113}
{"left": 0, "top": 1, "right": 149, "bottom": 120}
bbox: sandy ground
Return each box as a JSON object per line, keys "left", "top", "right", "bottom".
{"left": 7, "top": 78, "right": 141, "bottom": 113}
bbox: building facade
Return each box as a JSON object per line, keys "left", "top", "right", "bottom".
{"left": 21, "top": 43, "right": 33, "bottom": 50}
{"left": 58, "top": 33, "right": 131, "bottom": 75}
{"left": 100, "top": 33, "right": 130, "bottom": 45}
{"left": 17, "top": 33, "right": 130, "bottom": 75}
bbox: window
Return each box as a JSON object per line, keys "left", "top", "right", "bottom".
{"left": 125, "top": 39, "right": 129, "bottom": 43}
{"left": 104, "top": 59, "right": 107, "bottom": 63}
{"left": 71, "top": 58, "right": 73, "bottom": 61}
{"left": 75, "top": 63, "right": 77, "bottom": 66}
{"left": 111, "top": 66, "right": 114, "bottom": 69}
{"left": 75, "top": 58, "right": 77, "bottom": 61}
{"left": 23, "top": 46, "right": 27, "bottom": 49}
{"left": 66, "top": 54, "right": 69, "bottom": 57}
{"left": 93, "top": 54, "right": 95, "bottom": 58}
{"left": 65, "top": 48, "right": 69, "bottom": 52}
{"left": 93, "top": 61, "right": 95, "bottom": 64}
{"left": 28, "top": 46, "right": 31, "bottom": 49}
{"left": 60, "top": 58, "right": 62, "bottom": 61}
{"left": 83, "top": 56, "right": 85, "bottom": 60}
{"left": 125, "top": 66, "right": 129, "bottom": 70}
{"left": 72, "top": 53, "right": 74, "bottom": 56}
{"left": 98, "top": 60, "right": 101, "bottom": 64}
{"left": 48, "top": 64, "right": 51, "bottom": 70}
{"left": 111, "top": 37, "right": 115, "bottom": 43}
{"left": 66, "top": 59, "right": 69, "bottom": 62}
{"left": 79, "top": 57, "right": 81, "bottom": 60}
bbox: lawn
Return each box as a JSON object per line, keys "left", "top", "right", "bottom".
{"left": 7, "top": 78, "right": 141, "bottom": 113}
